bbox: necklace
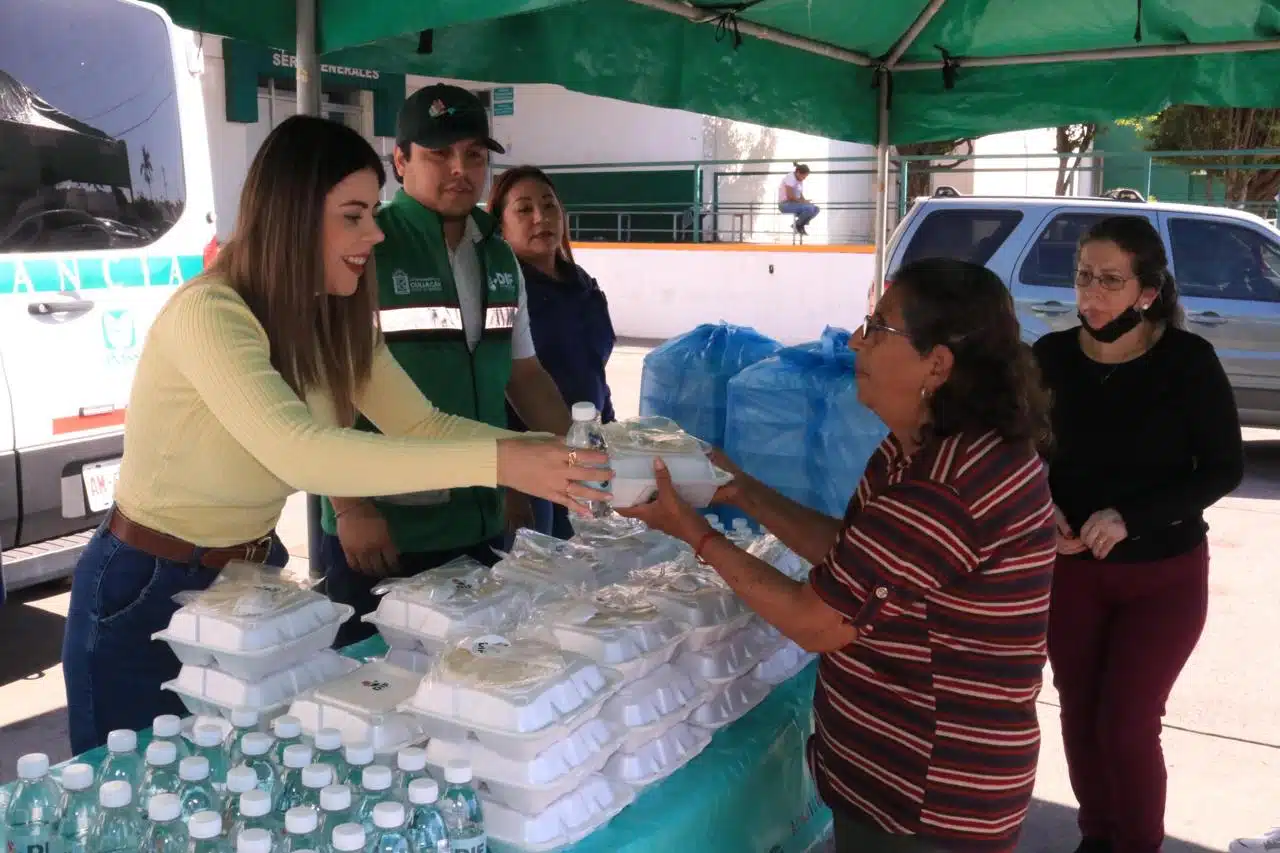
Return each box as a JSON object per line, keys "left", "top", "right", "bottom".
{"left": 1082, "top": 326, "right": 1160, "bottom": 384}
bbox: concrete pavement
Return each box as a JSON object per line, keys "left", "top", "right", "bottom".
{"left": 1, "top": 342, "right": 1276, "bottom": 851}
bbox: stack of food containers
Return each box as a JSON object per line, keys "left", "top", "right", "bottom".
{"left": 601, "top": 417, "right": 734, "bottom": 512}
{"left": 153, "top": 562, "right": 359, "bottom": 725}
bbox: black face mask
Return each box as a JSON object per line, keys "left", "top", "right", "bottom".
{"left": 1079, "top": 299, "right": 1144, "bottom": 344}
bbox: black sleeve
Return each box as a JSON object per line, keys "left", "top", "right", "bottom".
{"left": 1114, "top": 338, "right": 1243, "bottom": 535}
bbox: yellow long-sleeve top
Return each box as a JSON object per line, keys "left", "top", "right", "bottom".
{"left": 114, "top": 278, "right": 522, "bottom": 547}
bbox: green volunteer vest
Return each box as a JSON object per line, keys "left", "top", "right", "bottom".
{"left": 320, "top": 191, "right": 520, "bottom": 553}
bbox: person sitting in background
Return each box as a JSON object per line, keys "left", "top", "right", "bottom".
{"left": 622, "top": 258, "right": 1056, "bottom": 852}
{"left": 778, "top": 162, "right": 819, "bottom": 236}
{"left": 488, "top": 165, "right": 617, "bottom": 540}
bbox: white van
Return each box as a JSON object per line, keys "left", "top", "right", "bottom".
{"left": 0, "top": 0, "right": 216, "bottom": 597}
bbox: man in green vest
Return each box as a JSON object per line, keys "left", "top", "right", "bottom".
{"left": 321, "top": 85, "right": 571, "bottom": 647}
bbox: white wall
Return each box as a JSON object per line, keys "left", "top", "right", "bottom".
{"left": 574, "top": 245, "right": 873, "bottom": 345}
{"left": 971, "top": 128, "right": 1095, "bottom": 198}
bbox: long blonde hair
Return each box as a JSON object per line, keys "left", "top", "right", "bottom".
{"left": 207, "top": 115, "right": 385, "bottom": 425}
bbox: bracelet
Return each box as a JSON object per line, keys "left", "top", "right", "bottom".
{"left": 694, "top": 530, "right": 724, "bottom": 564}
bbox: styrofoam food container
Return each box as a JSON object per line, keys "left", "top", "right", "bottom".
{"left": 603, "top": 723, "right": 712, "bottom": 788}
{"left": 163, "top": 650, "right": 359, "bottom": 718}
{"left": 425, "top": 718, "right": 626, "bottom": 814}
{"left": 688, "top": 676, "right": 772, "bottom": 731}
{"left": 381, "top": 647, "right": 436, "bottom": 675}
{"left": 752, "top": 641, "right": 816, "bottom": 686}
{"left": 154, "top": 605, "right": 354, "bottom": 682}
{"left": 404, "top": 643, "right": 619, "bottom": 734}
{"left": 610, "top": 470, "right": 733, "bottom": 510}
{"left": 288, "top": 661, "right": 428, "bottom": 756}
{"left": 548, "top": 602, "right": 687, "bottom": 681}
{"left": 160, "top": 590, "right": 348, "bottom": 653}
{"left": 682, "top": 610, "right": 755, "bottom": 652}
{"left": 633, "top": 571, "right": 749, "bottom": 638}
{"left": 483, "top": 775, "right": 635, "bottom": 852}
{"left": 674, "top": 623, "right": 775, "bottom": 684}
{"left": 598, "top": 664, "right": 709, "bottom": 745}
{"left": 363, "top": 576, "right": 528, "bottom": 653}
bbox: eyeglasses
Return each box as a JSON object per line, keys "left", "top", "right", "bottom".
{"left": 1075, "top": 269, "right": 1135, "bottom": 292}
{"left": 858, "top": 314, "right": 909, "bottom": 341}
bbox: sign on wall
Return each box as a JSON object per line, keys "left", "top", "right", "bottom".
{"left": 493, "top": 86, "right": 515, "bottom": 117}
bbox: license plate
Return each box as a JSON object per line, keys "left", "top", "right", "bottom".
{"left": 82, "top": 459, "right": 122, "bottom": 513}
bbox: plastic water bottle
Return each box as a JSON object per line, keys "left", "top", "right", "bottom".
{"left": 310, "top": 730, "right": 345, "bottom": 784}
{"left": 317, "top": 785, "right": 354, "bottom": 840}
{"left": 234, "top": 828, "right": 271, "bottom": 853}
{"left": 391, "top": 748, "right": 428, "bottom": 804}
{"left": 236, "top": 734, "right": 279, "bottom": 805}
{"left": 228, "top": 790, "right": 275, "bottom": 846}
{"left": 728, "top": 518, "right": 755, "bottom": 548}
{"left": 5, "top": 753, "right": 62, "bottom": 853}
{"left": 367, "top": 802, "right": 410, "bottom": 853}
{"left": 328, "top": 824, "right": 364, "bottom": 853}
{"left": 55, "top": 762, "right": 97, "bottom": 853}
{"left": 298, "top": 766, "right": 332, "bottom": 812}
{"left": 153, "top": 715, "right": 192, "bottom": 762}
{"left": 92, "top": 780, "right": 146, "bottom": 853}
{"left": 145, "top": 792, "right": 190, "bottom": 853}
{"left": 186, "top": 811, "right": 229, "bottom": 853}
{"left": 439, "top": 761, "right": 485, "bottom": 853}
{"left": 340, "top": 744, "right": 373, "bottom": 789}
{"left": 191, "top": 724, "right": 230, "bottom": 790}
{"left": 139, "top": 741, "right": 183, "bottom": 818}
{"left": 178, "top": 756, "right": 221, "bottom": 822}
{"left": 275, "top": 745, "right": 314, "bottom": 812}
{"left": 704, "top": 513, "right": 720, "bottom": 528}
{"left": 405, "top": 779, "right": 449, "bottom": 853}
{"left": 282, "top": 806, "right": 324, "bottom": 853}
{"left": 566, "top": 402, "right": 610, "bottom": 518}
{"left": 225, "top": 711, "right": 260, "bottom": 768}
{"left": 218, "top": 768, "right": 257, "bottom": 839}
{"left": 269, "top": 717, "right": 304, "bottom": 769}
{"left": 355, "top": 766, "right": 393, "bottom": 836}
{"left": 100, "top": 730, "right": 145, "bottom": 791}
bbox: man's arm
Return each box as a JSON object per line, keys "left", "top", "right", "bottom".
{"left": 507, "top": 357, "right": 571, "bottom": 435}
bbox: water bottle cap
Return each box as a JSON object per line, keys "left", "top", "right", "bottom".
{"left": 320, "top": 784, "right": 352, "bottom": 811}
{"left": 60, "top": 763, "right": 94, "bottom": 791}
{"left": 443, "top": 759, "right": 472, "bottom": 785}
{"left": 396, "top": 746, "right": 427, "bottom": 773}
{"left": 362, "top": 764, "right": 392, "bottom": 791}
{"left": 571, "top": 402, "right": 599, "bottom": 422}
{"left": 372, "top": 801, "right": 405, "bottom": 830}
{"left": 146, "top": 740, "right": 177, "bottom": 766}
{"left": 283, "top": 743, "right": 313, "bottom": 769}
{"left": 188, "top": 810, "right": 222, "bottom": 840}
{"left": 314, "top": 728, "right": 343, "bottom": 751}
{"left": 226, "top": 765, "right": 258, "bottom": 794}
{"left": 193, "top": 723, "right": 224, "bottom": 748}
{"left": 148, "top": 792, "right": 182, "bottom": 822}
{"left": 99, "top": 780, "right": 132, "bottom": 808}
{"left": 240, "top": 789, "right": 271, "bottom": 817}
{"left": 286, "top": 805, "right": 319, "bottom": 834}
{"left": 152, "top": 714, "right": 182, "bottom": 738}
{"left": 16, "top": 753, "right": 49, "bottom": 780}
{"left": 302, "top": 764, "right": 332, "bottom": 789}
{"left": 331, "top": 823, "right": 366, "bottom": 852}
{"left": 180, "top": 756, "right": 210, "bottom": 782}
{"left": 704, "top": 514, "right": 720, "bottom": 525}
{"left": 732, "top": 518, "right": 750, "bottom": 530}
{"left": 240, "top": 732, "right": 273, "bottom": 757}
{"left": 237, "top": 827, "right": 272, "bottom": 853}
{"left": 107, "top": 729, "right": 138, "bottom": 754}
{"left": 272, "top": 715, "right": 302, "bottom": 739}
{"left": 229, "top": 709, "right": 259, "bottom": 729}
{"left": 407, "top": 778, "right": 440, "bottom": 805}
{"left": 344, "top": 741, "right": 374, "bottom": 766}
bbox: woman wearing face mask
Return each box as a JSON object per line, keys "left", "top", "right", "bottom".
{"left": 488, "top": 166, "right": 616, "bottom": 539}
{"left": 1032, "top": 216, "right": 1243, "bottom": 853}
{"left": 60, "top": 117, "right": 609, "bottom": 754}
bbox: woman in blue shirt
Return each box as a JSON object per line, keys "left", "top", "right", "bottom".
{"left": 489, "top": 166, "right": 617, "bottom": 538}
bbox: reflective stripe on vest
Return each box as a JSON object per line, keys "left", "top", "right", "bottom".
{"left": 485, "top": 305, "right": 517, "bottom": 331}
{"left": 379, "top": 306, "right": 464, "bottom": 334}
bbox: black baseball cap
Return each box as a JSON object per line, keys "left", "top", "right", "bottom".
{"left": 396, "top": 84, "right": 505, "bottom": 154}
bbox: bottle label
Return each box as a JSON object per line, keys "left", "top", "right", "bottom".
{"left": 449, "top": 836, "right": 487, "bottom": 853}
{"left": 7, "top": 835, "right": 55, "bottom": 853}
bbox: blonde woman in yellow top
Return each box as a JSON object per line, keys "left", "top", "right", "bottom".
{"left": 61, "top": 115, "right": 609, "bottom": 753}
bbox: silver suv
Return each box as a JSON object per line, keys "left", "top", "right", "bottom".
{"left": 885, "top": 194, "right": 1280, "bottom": 427}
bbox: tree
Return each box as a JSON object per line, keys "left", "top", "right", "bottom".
{"left": 1055, "top": 123, "right": 1097, "bottom": 196}
{"left": 896, "top": 139, "right": 974, "bottom": 199}
{"left": 1126, "top": 106, "right": 1280, "bottom": 204}
{"left": 139, "top": 146, "right": 154, "bottom": 199}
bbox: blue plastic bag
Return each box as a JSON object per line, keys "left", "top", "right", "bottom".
{"left": 725, "top": 327, "right": 888, "bottom": 519}
{"left": 639, "top": 323, "right": 783, "bottom": 448}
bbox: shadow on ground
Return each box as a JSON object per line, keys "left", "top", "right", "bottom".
{"left": 0, "top": 707, "right": 69, "bottom": 785}
{"left": 0, "top": 583, "right": 68, "bottom": 687}
{"left": 1017, "top": 799, "right": 1219, "bottom": 852}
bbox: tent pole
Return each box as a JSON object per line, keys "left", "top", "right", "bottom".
{"left": 895, "top": 36, "right": 1280, "bottom": 71}
{"left": 296, "top": 0, "right": 321, "bottom": 116}
{"left": 885, "top": 0, "right": 950, "bottom": 68}
{"left": 871, "top": 66, "right": 891, "bottom": 305}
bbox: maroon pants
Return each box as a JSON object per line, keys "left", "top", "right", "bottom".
{"left": 1047, "top": 541, "right": 1209, "bottom": 853}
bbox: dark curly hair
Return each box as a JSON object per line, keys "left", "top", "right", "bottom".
{"left": 1078, "top": 215, "right": 1184, "bottom": 328}
{"left": 893, "top": 258, "right": 1050, "bottom": 450}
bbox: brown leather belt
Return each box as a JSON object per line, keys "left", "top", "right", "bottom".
{"left": 107, "top": 509, "right": 274, "bottom": 571}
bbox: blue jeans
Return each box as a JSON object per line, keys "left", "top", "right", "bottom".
{"left": 61, "top": 522, "right": 287, "bottom": 754}
{"left": 531, "top": 498, "right": 576, "bottom": 541}
{"left": 779, "top": 201, "right": 820, "bottom": 228}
